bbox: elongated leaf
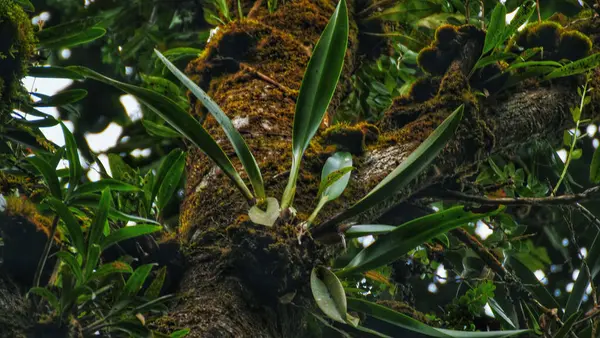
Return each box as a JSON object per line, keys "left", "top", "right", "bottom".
{"left": 347, "top": 298, "right": 530, "bottom": 337}
{"left": 67, "top": 66, "right": 253, "bottom": 201}
{"left": 345, "top": 225, "right": 397, "bottom": 238}
{"left": 142, "top": 120, "right": 181, "bottom": 138}
{"left": 28, "top": 287, "right": 60, "bottom": 311}
{"left": 337, "top": 206, "right": 503, "bottom": 276}
{"left": 472, "top": 53, "right": 517, "bottom": 71}
{"left": 282, "top": 0, "right": 348, "bottom": 208}
{"left": 38, "top": 27, "right": 106, "bottom": 49}
{"left": 145, "top": 266, "right": 167, "bottom": 298}
{"left": 73, "top": 179, "right": 140, "bottom": 196}
{"left": 157, "top": 152, "right": 185, "bottom": 210}
{"left": 91, "top": 261, "right": 133, "bottom": 280}
{"left": 319, "top": 152, "right": 353, "bottom": 201}
{"left": 56, "top": 252, "right": 83, "bottom": 284}
{"left": 362, "top": 32, "right": 426, "bottom": 52}
{"left": 37, "top": 17, "right": 103, "bottom": 42}
{"left": 311, "top": 266, "right": 348, "bottom": 324}
{"left": 545, "top": 53, "right": 600, "bottom": 80}
{"left": 483, "top": 3, "right": 507, "bottom": 54}
{"left": 508, "top": 60, "right": 562, "bottom": 70}
{"left": 15, "top": 0, "right": 34, "bottom": 11}
{"left": 507, "top": 255, "right": 561, "bottom": 310}
{"left": 27, "top": 66, "right": 84, "bottom": 80}
{"left": 32, "top": 90, "right": 87, "bottom": 107}
{"left": 564, "top": 232, "right": 600, "bottom": 318}
{"left": 27, "top": 156, "right": 62, "bottom": 199}
{"left": 555, "top": 311, "right": 582, "bottom": 338}
{"left": 170, "top": 329, "right": 191, "bottom": 338}
{"left": 101, "top": 225, "right": 162, "bottom": 251}
{"left": 503, "top": 1, "right": 535, "bottom": 41}
{"left": 152, "top": 149, "right": 183, "bottom": 204}
{"left": 61, "top": 122, "right": 81, "bottom": 196}
{"left": 328, "top": 105, "right": 463, "bottom": 226}
{"left": 84, "top": 244, "right": 101, "bottom": 280}
{"left": 155, "top": 49, "right": 265, "bottom": 199}
{"left": 45, "top": 198, "right": 85, "bottom": 255}
{"left": 488, "top": 297, "right": 516, "bottom": 329}
{"left": 121, "top": 264, "right": 155, "bottom": 298}
{"left": 87, "top": 188, "right": 111, "bottom": 254}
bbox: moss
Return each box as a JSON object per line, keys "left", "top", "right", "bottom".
{"left": 322, "top": 122, "right": 379, "bottom": 154}
{"left": 3, "top": 196, "right": 55, "bottom": 239}
{"left": 558, "top": 30, "right": 592, "bottom": 61}
{"left": 408, "top": 76, "right": 441, "bottom": 103}
{"left": 435, "top": 24, "right": 458, "bottom": 49}
{"left": 0, "top": 0, "right": 36, "bottom": 115}
{"left": 527, "top": 21, "right": 562, "bottom": 51}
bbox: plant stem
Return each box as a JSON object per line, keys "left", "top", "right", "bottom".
{"left": 33, "top": 215, "right": 60, "bottom": 288}
{"left": 281, "top": 155, "right": 301, "bottom": 211}
{"left": 306, "top": 196, "right": 328, "bottom": 227}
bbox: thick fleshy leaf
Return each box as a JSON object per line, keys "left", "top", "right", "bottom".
{"left": 327, "top": 105, "right": 463, "bottom": 226}
{"left": 483, "top": 3, "right": 507, "bottom": 54}
{"left": 344, "top": 225, "right": 397, "bottom": 238}
{"left": 100, "top": 225, "right": 162, "bottom": 251}
{"left": 27, "top": 156, "right": 62, "bottom": 199}
{"left": 67, "top": 66, "right": 253, "bottom": 201}
{"left": 311, "top": 266, "right": 348, "bottom": 324}
{"left": 152, "top": 149, "right": 183, "bottom": 205}
{"left": 155, "top": 49, "right": 265, "bottom": 199}
{"left": 45, "top": 198, "right": 85, "bottom": 255}
{"left": 281, "top": 0, "right": 348, "bottom": 208}
{"left": 248, "top": 197, "right": 280, "bottom": 227}
{"left": 347, "top": 298, "right": 530, "bottom": 337}
{"left": 564, "top": 232, "right": 600, "bottom": 318}
{"left": 142, "top": 120, "right": 181, "bottom": 138}
{"left": 32, "top": 90, "right": 87, "bottom": 107}
{"left": 61, "top": 122, "right": 81, "bottom": 196}
{"left": 337, "top": 206, "right": 503, "bottom": 276}
{"left": 73, "top": 179, "right": 141, "bottom": 197}
{"left": 545, "top": 53, "right": 600, "bottom": 80}
{"left": 28, "top": 66, "right": 85, "bottom": 80}
{"left": 319, "top": 152, "right": 353, "bottom": 201}
{"left": 121, "top": 264, "right": 155, "bottom": 298}
{"left": 157, "top": 152, "right": 185, "bottom": 210}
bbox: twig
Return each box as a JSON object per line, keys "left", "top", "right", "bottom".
{"left": 248, "top": 0, "right": 263, "bottom": 18}
{"left": 451, "top": 228, "right": 508, "bottom": 279}
{"left": 238, "top": 62, "right": 298, "bottom": 98}
{"left": 426, "top": 186, "right": 600, "bottom": 206}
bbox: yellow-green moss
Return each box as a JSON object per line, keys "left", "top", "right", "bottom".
{"left": 0, "top": 0, "right": 36, "bottom": 113}
{"left": 322, "top": 122, "right": 379, "bottom": 154}
{"left": 3, "top": 196, "right": 55, "bottom": 239}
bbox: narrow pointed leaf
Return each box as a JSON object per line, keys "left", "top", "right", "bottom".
{"left": 32, "top": 90, "right": 87, "bottom": 107}
{"left": 84, "top": 244, "right": 101, "bottom": 280}
{"left": 142, "top": 120, "right": 181, "bottom": 138}
{"left": 157, "top": 152, "right": 185, "bottom": 210}
{"left": 328, "top": 105, "right": 463, "bottom": 226}
{"left": 347, "top": 298, "right": 530, "bottom": 337}
{"left": 73, "top": 179, "right": 141, "bottom": 196}
{"left": 38, "top": 27, "right": 106, "bottom": 49}
{"left": 545, "top": 53, "right": 600, "bottom": 80}
{"left": 56, "top": 252, "right": 83, "bottom": 284}
{"left": 311, "top": 266, "right": 348, "bottom": 324}
{"left": 503, "top": 1, "right": 535, "bottom": 41}
{"left": 152, "top": 149, "right": 184, "bottom": 204}
{"left": 28, "top": 287, "right": 60, "bottom": 311}
{"left": 555, "top": 311, "right": 582, "bottom": 338}
{"left": 91, "top": 261, "right": 133, "bottom": 280}
{"left": 319, "top": 152, "right": 353, "bottom": 201}
{"left": 27, "top": 156, "right": 62, "bottom": 199}
{"left": 155, "top": 49, "right": 265, "bottom": 199}
{"left": 28, "top": 66, "right": 85, "bottom": 80}
{"left": 61, "top": 122, "right": 81, "bottom": 196}
{"left": 101, "top": 225, "right": 162, "bottom": 251}
{"left": 67, "top": 66, "right": 253, "bottom": 201}
{"left": 337, "top": 206, "right": 503, "bottom": 276}
{"left": 121, "top": 264, "right": 155, "bottom": 298}
{"left": 87, "top": 188, "right": 111, "bottom": 253}
{"left": 507, "top": 255, "right": 561, "bottom": 310}
{"left": 45, "top": 198, "right": 85, "bottom": 255}
{"left": 565, "top": 232, "right": 600, "bottom": 318}
{"left": 483, "top": 3, "right": 507, "bottom": 54}
{"left": 345, "top": 224, "right": 397, "bottom": 238}
{"left": 472, "top": 53, "right": 517, "bottom": 71}
{"left": 145, "top": 266, "right": 167, "bottom": 298}
{"left": 282, "top": 0, "right": 348, "bottom": 207}
{"left": 592, "top": 144, "right": 600, "bottom": 183}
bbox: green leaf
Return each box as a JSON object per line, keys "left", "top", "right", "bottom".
{"left": 27, "top": 156, "right": 62, "bottom": 199}
{"left": 142, "top": 120, "right": 181, "bottom": 138}
{"left": 157, "top": 152, "right": 185, "bottom": 210}
{"left": 472, "top": 53, "right": 517, "bottom": 71}
{"left": 507, "top": 255, "right": 561, "bottom": 310}
{"left": 555, "top": 311, "right": 582, "bottom": 338}
{"left": 281, "top": 0, "right": 348, "bottom": 209}
{"left": 67, "top": 66, "right": 253, "bottom": 201}
{"left": 311, "top": 266, "right": 348, "bottom": 324}
{"left": 170, "top": 329, "right": 191, "bottom": 338}
{"left": 337, "top": 206, "right": 504, "bottom": 276}
{"left": 345, "top": 225, "right": 397, "bottom": 238}
{"left": 488, "top": 297, "right": 517, "bottom": 329}
{"left": 90, "top": 261, "right": 133, "bottom": 280}
{"left": 56, "top": 252, "right": 83, "bottom": 285}
{"left": 248, "top": 197, "right": 280, "bottom": 227}
{"left": 347, "top": 298, "right": 530, "bottom": 337}
{"left": 503, "top": 1, "right": 536, "bottom": 41}
{"left": 508, "top": 60, "right": 562, "bottom": 70}
{"left": 145, "top": 266, "right": 167, "bottom": 299}
{"left": 87, "top": 188, "right": 111, "bottom": 253}
{"left": 45, "top": 198, "right": 85, "bottom": 255}
{"left": 155, "top": 49, "right": 266, "bottom": 199}
{"left": 318, "top": 152, "right": 353, "bottom": 201}
{"left": 38, "top": 27, "right": 106, "bottom": 49}
{"left": 60, "top": 122, "right": 81, "bottom": 196}
{"left": 32, "top": 90, "right": 87, "bottom": 107}
{"left": 100, "top": 224, "right": 162, "bottom": 251}
{"left": 121, "top": 264, "right": 155, "bottom": 298}
{"left": 361, "top": 32, "right": 426, "bottom": 51}
{"left": 545, "top": 53, "right": 600, "bottom": 80}
{"left": 565, "top": 232, "right": 600, "bottom": 318}
{"left": 590, "top": 146, "right": 600, "bottom": 183}
{"left": 483, "top": 3, "right": 507, "bottom": 54}
{"left": 84, "top": 244, "right": 101, "bottom": 280}
{"left": 327, "top": 105, "right": 463, "bottom": 226}
{"left": 28, "top": 287, "right": 60, "bottom": 311}
{"left": 571, "top": 148, "right": 582, "bottom": 160}
{"left": 28, "top": 66, "right": 85, "bottom": 80}
{"left": 73, "top": 179, "right": 141, "bottom": 197}
{"left": 15, "top": 0, "right": 35, "bottom": 12}
{"left": 152, "top": 149, "right": 184, "bottom": 205}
